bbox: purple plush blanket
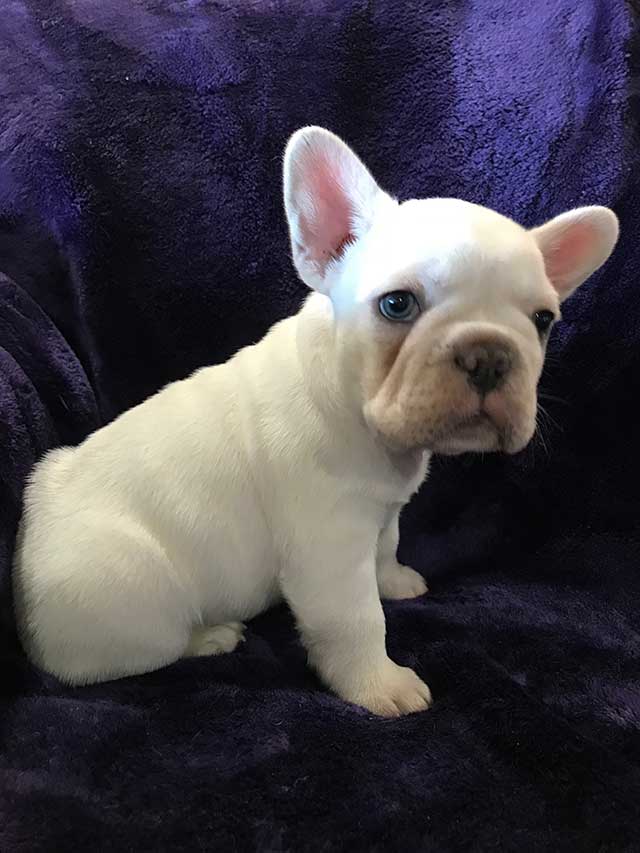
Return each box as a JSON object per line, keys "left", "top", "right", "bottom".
{"left": 2, "top": 2, "right": 640, "bottom": 850}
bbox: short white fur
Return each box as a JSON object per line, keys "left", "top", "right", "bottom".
{"left": 13, "top": 127, "right": 618, "bottom": 716}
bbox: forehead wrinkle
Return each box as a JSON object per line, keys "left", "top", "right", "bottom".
{"left": 337, "top": 199, "right": 550, "bottom": 308}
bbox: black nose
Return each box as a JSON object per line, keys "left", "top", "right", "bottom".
{"left": 454, "top": 344, "right": 512, "bottom": 395}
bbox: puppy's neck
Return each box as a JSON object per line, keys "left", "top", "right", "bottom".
{"left": 294, "top": 294, "right": 356, "bottom": 421}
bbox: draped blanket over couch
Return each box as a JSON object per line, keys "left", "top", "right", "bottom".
{"left": 1, "top": 2, "right": 639, "bottom": 850}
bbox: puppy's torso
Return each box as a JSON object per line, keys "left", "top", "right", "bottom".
{"left": 15, "top": 294, "right": 426, "bottom": 683}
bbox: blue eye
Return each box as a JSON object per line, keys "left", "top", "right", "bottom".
{"left": 378, "top": 291, "right": 420, "bottom": 323}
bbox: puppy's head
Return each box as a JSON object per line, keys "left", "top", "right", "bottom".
{"left": 283, "top": 127, "right": 619, "bottom": 455}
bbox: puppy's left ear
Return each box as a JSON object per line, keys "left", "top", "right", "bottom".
{"left": 531, "top": 206, "right": 619, "bottom": 301}
{"left": 283, "top": 126, "right": 394, "bottom": 293}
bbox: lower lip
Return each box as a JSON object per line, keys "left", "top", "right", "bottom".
{"left": 456, "top": 412, "right": 494, "bottom": 433}
{"left": 435, "top": 413, "right": 500, "bottom": 448}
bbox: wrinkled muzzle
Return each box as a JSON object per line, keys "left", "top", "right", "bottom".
{"left": 364, "top": 322, "right": 540, "bottom": 456}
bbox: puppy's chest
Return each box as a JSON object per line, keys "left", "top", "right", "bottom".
{"left": 319, "top": 446, "right": 429, "bottom": 508}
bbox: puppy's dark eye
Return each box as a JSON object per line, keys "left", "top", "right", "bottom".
{"left": 532, "top": 310, "right": 555, "bottom": 336}
{"left": 378, "top": 291, "right": 420, "bottom": 323}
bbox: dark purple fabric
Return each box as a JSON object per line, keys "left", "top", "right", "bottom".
{"left": 2, "top": 2, "right": 640, "bottom": 849}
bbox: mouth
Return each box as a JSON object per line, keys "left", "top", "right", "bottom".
{"left": 429, "top": 410, "right": 506, "bottom": 455}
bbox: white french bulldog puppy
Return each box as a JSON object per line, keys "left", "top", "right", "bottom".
{"left": 13, "top": 128, "right": 618, "bottom": 716}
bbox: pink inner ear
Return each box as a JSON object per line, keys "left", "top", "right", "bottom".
{"left": 298, "top": 150, "right": 355, "bottom": 263}
{"left": 543, "top": 220, "right": 595, "bottom": 290}
{"left": 333, "top": 232, "right": 356, "bottom": 258}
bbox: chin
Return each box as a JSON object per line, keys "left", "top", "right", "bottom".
{"left": 371, "top": 412, "right": 534, "bottom": 458}
{"left": 428, "top": 416, "right": 533, "bottom": 457}
{"left": 431, "top": 433, "right": 501, "bottom": 456}
{"left": 431, "top": 437, "right": 498, "bottom": 456}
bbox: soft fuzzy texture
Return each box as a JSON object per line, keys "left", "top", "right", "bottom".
{"left": 1, "top": 2, "right": 640, "bottom": 850}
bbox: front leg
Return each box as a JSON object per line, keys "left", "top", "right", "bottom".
{"left": 376, "top": 505, "right": 429, "bottom": 600}
{"left": 282, "top": 515, "right": 431, "bottom": 717}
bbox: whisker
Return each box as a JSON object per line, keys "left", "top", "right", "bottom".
{"left": 534, "top": 416, "right": 551, "bottom": 458}
{"left": 541, "top": 352, "right": 562, "bottom": 366}
{"left": 538, "top": 391, "right": 570, "bottom": 407}
{"left": 537, "top": 402, "right": 564, "bottom": 434}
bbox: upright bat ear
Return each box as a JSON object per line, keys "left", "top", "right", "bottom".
{"left": 283, "top": 126, "right": 392, "bottom": 294}
{"left": 530, "top": 206, "right": 619, "bottom": 301}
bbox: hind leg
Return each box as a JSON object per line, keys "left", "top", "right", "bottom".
{"left": 185, "top": 622, "right": 246, "bottom": 657}
{"left": 17, "top": 518, "right": 197, "bottom": 685}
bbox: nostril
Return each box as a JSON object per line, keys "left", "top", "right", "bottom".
{"left": 493, "top": 350, "right": 512, "bottom": 378}
{"left": 454, "top": 353, "right": 468, "bottom": 372}
{"left": 454, "top": 344, "right": 512, "bottom": 394}
{"left": 454, "top": 347, "right": 483, "bottom": 374}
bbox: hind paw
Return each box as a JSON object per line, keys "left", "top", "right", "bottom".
{"left": 185, "top": 622, "right": 245, "bottom": 657}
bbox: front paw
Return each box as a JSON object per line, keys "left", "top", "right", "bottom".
{"left": 377, "top": 561, "right": 428, "bottom": 600}
{"left": 345, "top": 659, "right": 432, "bottom": 717}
